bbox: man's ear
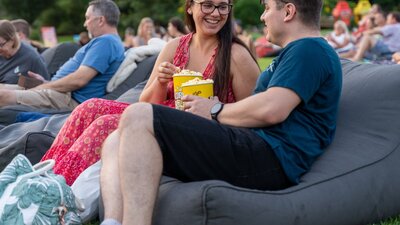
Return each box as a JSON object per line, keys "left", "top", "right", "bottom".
{"left": 283, "top": 3, "right": 296, "bottom": 22}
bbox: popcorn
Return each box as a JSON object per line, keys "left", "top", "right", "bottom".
{"left": 173, "top": 69, "right": 203, "bottom": 77}
{"left": 182, "top": 78, "right": 214, "bottom": 86}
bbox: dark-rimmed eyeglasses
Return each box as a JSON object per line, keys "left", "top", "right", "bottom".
{"left": 193, "top": 0, "right": 233, "bottom": 15}
{"left": 0, "top": 39, "right": 9, "bottom": 48}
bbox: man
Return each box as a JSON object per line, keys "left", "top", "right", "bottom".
{"left": 11, "top": 19, "right": 46, "bottom": 53}
{"left": 0, "top": 0, "right": 124, "bottom": 110}
{"left": 0, "top": 20, "right": 49, "bottom": 83}
{"left": 351, "top": 12, "right": 400, "bottom": 61}
{"left": 100, "top": 0, "right": 342, "bottom": 224}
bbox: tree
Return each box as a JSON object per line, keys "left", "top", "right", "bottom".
{"left": 115, "top": 0, "right": 183, "bottom": 31}
{"left": 0, "top": 0, "right": 54, "bottom": 23}
{"left": 35, "top": 0, "right": 89, "bottom": 35}
{"left": 234, "top": 0, "right": 264, "bottom": 28}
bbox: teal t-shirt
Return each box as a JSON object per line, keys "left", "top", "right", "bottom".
{"left": 52, "top": 34, "right": 125, "bottom": 103}
{"left": 252, "top": 37, "right": 342, "bottom": 184}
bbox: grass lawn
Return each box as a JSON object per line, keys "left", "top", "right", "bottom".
{"left": 257, "top": 57, "right": 274, "bottom": 70}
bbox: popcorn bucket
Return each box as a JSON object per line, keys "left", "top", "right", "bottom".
{"left": 173, "top": 72, "right": 203, "bottom": 110}
{"left": 181, "top": 80, "right": 214, "bottom": 99}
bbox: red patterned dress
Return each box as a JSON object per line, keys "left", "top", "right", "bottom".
{"left": 41, "top": 33, "right": 236, "bottom": 185}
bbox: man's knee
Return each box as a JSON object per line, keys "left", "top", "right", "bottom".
{"left": 0, "top": 90, "right": 16, "bottom": 106}
{"left": 119, "top": 103, "right": 153, "bottom": 131}
{"left": 101, "top": 131, "right": 119, "bottom": 159}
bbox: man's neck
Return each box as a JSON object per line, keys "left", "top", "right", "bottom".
{"left": 280, "top": 24, "right": 321, "bottom": 48}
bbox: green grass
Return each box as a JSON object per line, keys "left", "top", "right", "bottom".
{"left": 258, "top": 57, "right": 274, "bottom": 70}
{"left": 371, "top": 216, "right": 400, "bottom": 225}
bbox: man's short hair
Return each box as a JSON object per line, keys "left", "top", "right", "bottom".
{"left": 261, "top": 0, "right": 323, "bottom": 29}
{"left": 11, "top": 19, "right": 30, "bottom": 38}
{"left": 89, "top": 0, "right": 120, "bottom": 27}
{"left": 390, "top": 12, "right": 400, "bottom": 23}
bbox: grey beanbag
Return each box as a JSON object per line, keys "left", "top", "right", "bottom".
{"left": 150, "top": 60, "right": 400, "bottom": 225}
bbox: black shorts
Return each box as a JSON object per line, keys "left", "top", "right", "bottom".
{"left": 152, "top": 104, "right": 291, "bottom": 190}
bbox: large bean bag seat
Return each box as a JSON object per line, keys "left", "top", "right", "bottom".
{"left": 41, "top": 42, "right": 81, "bottom": 77}
{"left": 149, "top": 59, "right": 400, "bottom": 225}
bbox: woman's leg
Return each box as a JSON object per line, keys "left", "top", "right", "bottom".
{"left": 53, "top": 114, "right": 122, "bottom": 185}
{"left": 41, "top": 98, "right": 128, "bottom": 162}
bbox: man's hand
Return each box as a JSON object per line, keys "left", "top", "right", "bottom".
{"left": 27, "top": 71, "right": 47, "bottom": 82}
{"left": 182, "top": 95, "right": 220, "bottom": 119}
{"left": 392, "top": 52, "right": 400, "bottom": 64}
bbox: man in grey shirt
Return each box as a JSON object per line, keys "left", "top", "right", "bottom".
{"left": 0, "top": 20, "right": 49, "bottom": 84}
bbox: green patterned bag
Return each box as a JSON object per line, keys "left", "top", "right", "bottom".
{"left": 0, "top": 154, "right": 84, "bottom": 225}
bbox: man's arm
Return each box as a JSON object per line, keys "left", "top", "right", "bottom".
{"left": 184, "top": 86, "right": 301, "bottom": 128}
{"left": 364, "top": 26, "right": 383, "bottom": 36}
{"left": 217, "top": 87, "right": 301, "bottom": 127}
{"left": 33, "top": 65, "right": 97, "bottom": 92}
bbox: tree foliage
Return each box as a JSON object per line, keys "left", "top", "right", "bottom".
{"left": 0, "top": 0, "right": 398, "bottom": 37}
{"left": 0, "top": 0, "right": 54, "bottom": 23}
{"left": 115, "top": 0, "right": 183, "bottom": 30}
{"left": 234, "top": 0, "right": 264, "bottom": 28}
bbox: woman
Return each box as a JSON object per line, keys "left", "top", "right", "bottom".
{"left": 0, "top": 20, "right": 49, "bottom": 84}
{"left": 326, "top": 20, "right": 354, "bottom": 54}
{"left": 133, "top": 17, "right": 157, "bottom": 47}
{"left": 164, "top": 17, "right": 188, "bottom": 41}
{"left": 41, "top": 0, "right": 260, "bottom": 185}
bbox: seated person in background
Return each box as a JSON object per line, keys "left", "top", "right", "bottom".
{"left": 234, "top": 19, "right": 256, "bottom": 58}
{"left": 254, "top": 26, "right": 281, "bottom": 58}
{"left": 352, "top": 4, "right": 383, "bottom": 43}
{"left": 340, "top": 11, "right": 387, "bottom": 59}
{"left": 164, "top": 17, "right": 188, "bottom": 42}
{"left": 133, "top": 17, "right": 157, "bottom": 47}
{"left": 392, "top": 52, "right": 400, "bottom": 64}
{"left": 99, "top": 0, "right": 342, "bottom": 224}
{"left": 11, "top": 19, "right": 47, "bottom": 53}
{"left": 123, "top": 27, "right": 135, "bottom": 49}
{"left": 350, "top": 12, "right": 400, "bottom": 62}
{"left": 78, "top": 31, "right": 91, "bottom": 46}
{"left": 40, "top": 0, "right": 260, "bottom": 186}
{"left": 0, "top": 0, "right": 124, "bottom": 110}
{"left": 326, "top": 20, "right": 354, "bottom": 54}
{"left": 0, "top": 20, "right": 49, "bottom": 84}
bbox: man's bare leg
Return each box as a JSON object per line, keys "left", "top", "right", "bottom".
{"left": 118, "top": 103, "right": 163, "bottom": 225}
{"left": 101, "top": 131, "right": 124, "bottom": 223}
{"left": 351, "top": 34, "right": 376, "bottom": 61}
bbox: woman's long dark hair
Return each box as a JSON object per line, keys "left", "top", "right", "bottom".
{"left": 185, "top": 0, "right": 258, "bottom": 102}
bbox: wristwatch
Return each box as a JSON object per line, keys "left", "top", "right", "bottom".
{"left": 210, "top": 102, "right": 224, "bottom": 122}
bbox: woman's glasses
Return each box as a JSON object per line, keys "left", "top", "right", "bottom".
{"left": 0, "top": 39, "right": 9, "bottom": 48}
{"left": 192, "top": 0, "right": 233, "bottom": 15}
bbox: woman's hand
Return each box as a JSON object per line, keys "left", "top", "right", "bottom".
{"left": 182, "top": 95, "right": 220, "bottom": 119}
{"left": 157, "top": 62, "right": 180, "bottom": 85}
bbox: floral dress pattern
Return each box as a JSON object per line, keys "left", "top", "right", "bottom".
{"left": 41, "top": 32, "right": 235, "bottom": 185}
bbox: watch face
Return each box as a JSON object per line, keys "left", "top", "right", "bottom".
{"left": 211, "top": 103, "right": 222, "bottom": 115}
